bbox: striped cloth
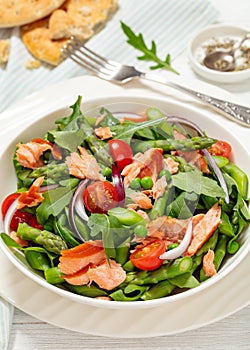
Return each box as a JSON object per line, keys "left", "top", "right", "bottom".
{"left": 0, "top": 1, "right": 220, "bottom": 349}
{"left": 0, "top": 0, "right": 219, "bottom": 113}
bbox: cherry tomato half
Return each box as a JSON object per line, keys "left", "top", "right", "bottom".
{"left": 1, "top": 193, "right": 20, "bottom": 219}
{"left": 10, "top": 210, "right": 33, "bottom": 231}
{"left": 108, "top": 139, "right": 133, "bottom": 171}
{"left": 130, "top": 239, "right": 166, "bottom": 271}
{"left": 83, "top": 181, "right": 119, "bottom": 214}
{"left": 207, "top": 140, "right": 232, "bottom": 159}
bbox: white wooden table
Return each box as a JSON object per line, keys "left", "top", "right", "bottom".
{"left": 5, "top": 0, "right": 250, "bottom": 348}
{"left": 8, "top": 306, "right": 250, "bottom": 350}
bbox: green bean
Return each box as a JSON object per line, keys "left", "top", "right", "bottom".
{"left": 133, "top": 257, "right": 193, "bottom": 285}
{"left": 44, "top": 267, "right": 65, "bottom": 284}
{"left": 149, "top": 186, "right": 174, "bottom": 220}
{"left": 110, "top": 284, "right": 148, "bottom": 301}
{"left": 200, "top": 234, "right": 228, "bottom": 282}
{"left": 223, "top": 162, "right": 248, "bottom": 199}
{"left": 73, "top": 214, "right": 90, "bottom": 241}
{"left": 218, "top": 211, "right": 235, "bottom": 237}
{"left": 211, "top": 155, "right": 229, "bottom": 168}
{"left": 54, "top": 214, "right": 80, "bottom": 247}
{"left": 196, "top": 230, "right": 219, "bottom": 256}
{"left": 108, "top": 207, "right": 145, "bottom": 226}
{"left": 123, "top": 260, "right": 136, "bottom": 272}
{"left": 65, "top": 283, "right": 108, "bottom": 298}
{"left": 24, "top": 250, "right": 51, "bottom": 271}
{"left": 141, "top": 280, "right": 175, "bottom": 300}
{"left": 115, "top": 244, "right": 130, "bottom": 265}
{"left": 169, "top": 273, "right": 200, "bottom": 289}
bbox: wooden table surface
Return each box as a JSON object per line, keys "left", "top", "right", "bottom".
{"left": 8, "top": 306, "right": 250, "bottom": 350}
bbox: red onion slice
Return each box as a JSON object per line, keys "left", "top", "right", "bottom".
{"left": 111, "top": 164, "right": 125, "bottom": 206}
{"left": 167, "top": 116, "right": 229, "bottom": 203}
{"left": 159, "top": 219, "right": 193, "bottom": 260}
{"left": 69, "top": 179, "right": 89, "bottom": 242}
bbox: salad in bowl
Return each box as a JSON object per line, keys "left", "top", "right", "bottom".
{"left": 0, "top": 95, "right": 249, "bottom": 305}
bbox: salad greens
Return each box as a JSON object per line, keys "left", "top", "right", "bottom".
{"left": 1, "top": 96, "right": 249, "bottom": 302}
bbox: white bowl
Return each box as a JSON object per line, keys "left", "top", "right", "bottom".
{"left": 188, "top": 24, "right": 250, "bottom": 84}
{"left": 0, "top": 94, "right": 250, "bottom": 311}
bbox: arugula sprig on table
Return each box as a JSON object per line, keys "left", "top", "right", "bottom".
{"left": 121, "top": 21, "right": 179, "bottom": 74}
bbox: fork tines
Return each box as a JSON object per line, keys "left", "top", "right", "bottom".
{"left": 61, "top": 36, "right": 120, "bottom": 76}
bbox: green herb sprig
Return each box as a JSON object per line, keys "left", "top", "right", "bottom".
{"left": 121, "top": 21, "right": 179, "bottom": 74}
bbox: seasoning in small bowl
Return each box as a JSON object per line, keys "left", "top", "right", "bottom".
{"left": 188, "top": 24, "right": 250, "bottom": 83}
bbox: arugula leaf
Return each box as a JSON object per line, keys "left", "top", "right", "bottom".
{"left": 121, "top": 22, "right": 179, "bottom": 74}
{"left": 172, "top": 170, "right": 226, "bottom": 198}
{"left": 166, "top": 192, "right": 198, "bottom": 219}
{"left": 98, "top": 108, "right": 120, "bottom": 127}
{"left": 48, "top": 129, "right": 85, "bottom": 153}
{"left": 36, "top": 186, "right": 75, "bottom": 224}
{"left": 55, "top": 95, "right": 83, "bottom": 131}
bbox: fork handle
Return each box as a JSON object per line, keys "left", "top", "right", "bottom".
{"left": 141, "top": 73, "right": 250, "bottom": 127}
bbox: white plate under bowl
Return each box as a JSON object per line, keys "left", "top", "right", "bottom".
{"left": 188, "top": 24, "right": 250, "bottom": 84}
{"left": 0, "top": 76, "right": 249, "bottom": 337}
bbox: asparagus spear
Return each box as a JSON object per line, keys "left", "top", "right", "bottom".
{"left": 132, "top": 136, "right": 216, "bottom": 153}
{"left": 30, "top": 163, "right": 69, "bottom": 179}
{"left": 17, "top": 223, "right": 67, "bottom": 255}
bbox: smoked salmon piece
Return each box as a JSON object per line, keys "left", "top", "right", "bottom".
{"left": 31, "top": 138, "right": 62, "bottom": 160}
{"left": 185, "top": 203, "right": 221, "bottom": 257}
{"left": 94, "top": 126, "right": 112, "bottom": 140}
{"left": 65, "top": 146, "right": 105, "bottom": 181}
{"left": 17, "top": 176, "right": 45, "bottom": 209}
{"left": 63, "top": 266, "right": 90, "bottom": 286}
{"left": 59, "top": 240, "right": 106, "bottom": 275}
{"left": 163, "top": 157, "right": 179, "bottom": 174}
{"left": 147, "top": 214, "right": 205, "bottom": 242}
{"left": 87, "top": 259, "right": 126, "bottom": 290}
{"left": 129, "top": 191, "right": 153, "bottom": 209}
{"left": 202, "top": 249, "right": 217, "bottom": 277}
{"left": 59, "top": 240, "right": 126, "bottom": 290}
{"left": 121, "top": 148, "right": 163, "bottom": 187}
{"left": 16, "top": 141, "right": 52, "bottom": 169}
{"left": 151, "top": 175, "right": 168, "bottom": 200}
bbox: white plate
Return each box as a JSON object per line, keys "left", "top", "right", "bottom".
{"left": 0, "top": 76, "right": 249, "bottom": 337}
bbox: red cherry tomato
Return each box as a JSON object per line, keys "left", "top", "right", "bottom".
{"left": 108, "top": 139, "right": 133, "bottom": 171}
{"left": 28, "top": 216, "right": 44, "bottom": 230}
{"left": 130, "top": 239, "right": 166, "bottom": 271}
{"left": 207, "top": 140, "right": 232, "bottom": 158}
{"left": 83, "top": 181, "right": 119, "bottom": 214}
{"left": 10, "top": 210, "right": 33, "bottom": 231}
{"left": 1, "top": 193, "right": 20, "bottom": 219}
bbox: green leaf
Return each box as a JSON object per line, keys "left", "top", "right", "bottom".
{"left": 172, "top": 170, "right": 226, "bottom": 198}
{"left": 166, "top": 192, "right": 198, "bottom": 219}
{"left": 121, "top": 21, "right": 179, "bottom": 74}
{"left": 98, "top": 108, "right": 120, "bottom": 127}
{"left": 87, "top": 214, "right": 116, "bottom": 261}
{"left": 55, "top": 95, "right": 83, "bottom": 131}
{"left": 36, "top": 186, "right": 75, "bottom": 224}
{"left": 48, "top": 129, "right": 85, "bottom": 153}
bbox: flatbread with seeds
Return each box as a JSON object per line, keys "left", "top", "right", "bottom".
{"left": 49, "top": 0, "right": 118, "bottom": 41}
{"left": 21, "top": 17, "right": 68, "bottom": 66}
{"left": 0, "top": 0, "right": 66, "bottom": 28}
{"left": 21, "top": 0, "right": 118, "bottom": 66}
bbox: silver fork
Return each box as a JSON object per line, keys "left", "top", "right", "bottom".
{"left": 62, "top": 37, "right": 250, "bottom": 127}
